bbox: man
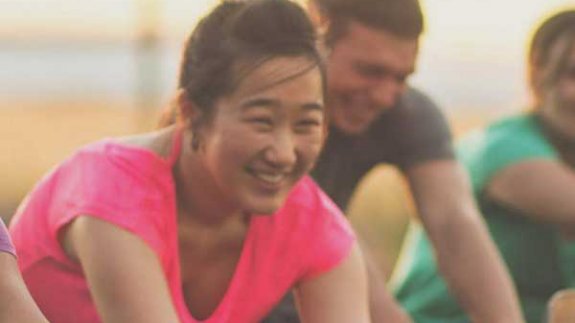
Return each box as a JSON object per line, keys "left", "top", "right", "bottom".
{"left": 265, "top": 0, "right": 524, "bottom": 321}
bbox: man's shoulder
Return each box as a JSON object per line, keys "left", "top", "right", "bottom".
{"left": 396, "top": 87, "right": 442, "bottom": 116}
{"left": 369, "top": 86, "right": 454, "bottom": 167}
{"left": 373, "top": 87, "right": 446, "bottom": 131}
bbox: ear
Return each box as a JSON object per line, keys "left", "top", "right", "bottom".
{"left": 528, "top": 63, "right": 545, "bottom": 106}
{"left": 176, "top": 88, "right": 203, "bottom": 127}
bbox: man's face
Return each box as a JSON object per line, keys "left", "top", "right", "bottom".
{"left": 325, "top": 20, "right": 419, "bottom": 134}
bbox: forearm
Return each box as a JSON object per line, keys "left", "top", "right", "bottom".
{"left": 0, "top": 254, "right": 49, "bottom": 323}
{"left": 426, "top": 210, "right": 523, "bottom": 323}
{"left": 358, "top": 238, "right": 412, "bottom": 323}
{"left": 366, "top": 258, "right": 412, "bottom": 323}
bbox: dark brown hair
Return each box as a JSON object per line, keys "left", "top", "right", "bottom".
{"left": 529, "top": 9, "right": 575, "bottom": 104}
{"left": 159, "top": 0, "right": 325, "bottom": 127}
{"left": 313, "top": 0, "right": 424, "bottom": 47}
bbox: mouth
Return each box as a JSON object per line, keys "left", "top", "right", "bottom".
{"left": 246, "top": 168, "right": 288, "bottom": 189}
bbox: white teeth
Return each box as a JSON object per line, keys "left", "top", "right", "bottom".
{"left": 254, "top": 172, "right": 284, "bottom": 184}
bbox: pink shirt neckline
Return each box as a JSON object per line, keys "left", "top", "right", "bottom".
{"left": 116, "top": 127, "right": 258, "bottom": 322}
{"left": 173, "top": 219, "right": 256, "bottom": 322}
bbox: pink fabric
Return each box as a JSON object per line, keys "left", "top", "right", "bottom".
{"left": 0, "top": 219, "right": 15, "bottom": 256}
{"left": 9, "top": 134, "right": 355, "bottom": 323}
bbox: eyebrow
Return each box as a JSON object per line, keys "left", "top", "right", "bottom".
{"left": 355, "top": 61, "right": 415, "bottom": 77}
{"left": 240, "top": 97, "right": 324, "bottom": 112}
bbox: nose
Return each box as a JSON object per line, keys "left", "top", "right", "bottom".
{"left": 369, "top": 78, "right": 405, "bottom": 108}
{"left": 263, "top": 130, "right": 297, "bottom": 169}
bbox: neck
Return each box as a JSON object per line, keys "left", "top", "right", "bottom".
{"left": 539, "top": 106, "right": 575, "bottom": 142}
{"left": 173, "top": 133, "right": 246, "bottom": 228}
{"left": 538, "top": 107, "right": 575, "bottom": 168}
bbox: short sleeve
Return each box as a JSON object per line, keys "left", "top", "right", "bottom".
{"left": 299, "top": 180, "right": 356, "bottom": 281}
{"left": 458, "top": 117, "right": 559, "bottom": 191}
{"left": 393, "top": 88, "right": 455, "bottom": 168}
{"left": 48, "top": 143, "right": 168, "bottom": 255}
{"left": 0, "top": 218, "right": 15, "bottom": 256}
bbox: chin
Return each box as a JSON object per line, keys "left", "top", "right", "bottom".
{"left": 243, "top": 196, "right": 286, "bottom": 216}
{"left": 337, "top": 121, "right": 371, "bottom": 135}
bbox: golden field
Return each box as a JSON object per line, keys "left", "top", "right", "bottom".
{"left": 0, "top": 99, "right": 161, "bottom": 216}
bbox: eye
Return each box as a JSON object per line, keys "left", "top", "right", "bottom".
{"left": 295, "top": 118, "right": 323, "bottom": 134}
{"left": 355, "top": 63, "right": 386, "bottom": 79}
{"left": 249, "top": 117, "right": 272, "bottom": 124}
{"left": 246, "top": 117, "right": 273, "bottom": 131}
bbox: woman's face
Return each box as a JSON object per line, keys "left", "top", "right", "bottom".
{"left": 553, "top": 44, "right": 575, "bottom": 116}
{"left": 538, "top": 38, "right": 575, "bottom": 118}
{"left": 197, "top": 56, "right": 325, "bottom": 215}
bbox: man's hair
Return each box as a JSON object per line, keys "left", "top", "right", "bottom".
{"left": 313, "top": 0, "right": 424, "bottom": 46}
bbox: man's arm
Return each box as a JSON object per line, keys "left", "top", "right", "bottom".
{"left": 405, "top": 159, "right": 524, "bottom": 323}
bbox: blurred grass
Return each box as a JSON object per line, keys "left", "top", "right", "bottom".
{"left": 347, "top": 165, "right": 416, "bottom": 278}
{"left": 0, "top": 99, "right": 161, "bottom": 221}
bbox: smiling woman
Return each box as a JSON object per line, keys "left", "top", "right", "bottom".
{"left": 7, "top": 1, "right": 369, "bottom": 323}
{"left": 393, "top": 9, "right": 575, "bottom": 323}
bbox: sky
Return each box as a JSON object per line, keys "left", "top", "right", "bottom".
{"left": 416, "top": 0, "right": 574, "bottom": 116}
{"left": 0, "top": 0, "right": 574, "bottom": 119}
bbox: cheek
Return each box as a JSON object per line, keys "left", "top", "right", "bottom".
{"left": 296, "top": 135, "right": 324, "bottom": 167}
{"left": 328, "top": 60, "right": 362, "bottom": 91}
{"left": 556, "top": 79, "right": 575, "bottom": 106}
{"left": 213, "top": 129, "right": 260, "bottom": 159}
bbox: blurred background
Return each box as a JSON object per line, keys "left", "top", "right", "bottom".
{"left": 1, "top": 0, "right": 573, "bottom": 275}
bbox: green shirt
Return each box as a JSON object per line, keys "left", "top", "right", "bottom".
{"left": 392, "top": 113, "right": 575, "bottom": 323}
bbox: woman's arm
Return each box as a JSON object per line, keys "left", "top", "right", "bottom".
{"left": 361, "top": 242, "right": 412, "bottom": 323}
{"left": 294, "top": 242, "right": 371, "bottom": 323}
{"left": 0, "top": 253, "right": 49, "bottom": 323}
{"left": 487, "top": 159, "right": 575, "bottom": 229}
{"left": 63, "top": 216, "right": 180, "bottom": 323}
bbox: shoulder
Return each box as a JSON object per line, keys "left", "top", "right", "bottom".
{"left": 371, "top": 87, "right": 454, "bottom": 166}
{"left": 392, "top": 87, "right": 444, "bottom": 121}
{"left": 458, "top": 113, "right": 556, "bottom": 161}
{"left": 282, "top": 177, "right": 356, "bottom": 280}
{"left": 284, "top": 176, "right": 342, "bottom": 217}
{"left": 56, "top": 139, "right": 171, "bottom": 247}
{"left": 39, "top": 137, "right": 173, "bottom": 221}
{"left": 377, "top": 87, "right": 449, "bottom": 132}
{"left": 280, "top": 176, "right": 354, "bottom": 238}
{"left": 457, "top": 113, "right": 558, "bottom": 189}
{"left": 400, "top": 87, "right": 440, "bottom": 111}
{"left": 113, "top": 127, "right": 175, "bottom": 159}
{"left": 62, "top": 134, "right": 171, "bottom": 185}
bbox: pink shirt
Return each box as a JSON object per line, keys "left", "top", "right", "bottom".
{"left": 9, "top": 135, "right": 355, "bottom": 323}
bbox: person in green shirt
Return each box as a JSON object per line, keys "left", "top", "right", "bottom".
{"left": 393, "top": 9, "right": 575, "bottom": 323}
